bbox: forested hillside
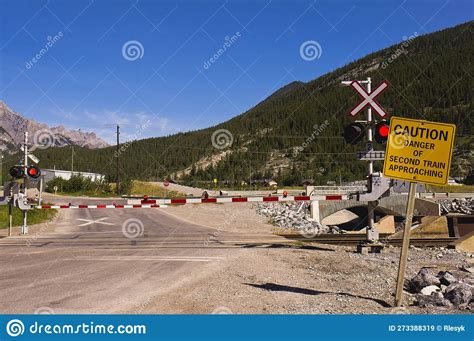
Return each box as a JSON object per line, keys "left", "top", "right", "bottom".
{"left": 5, "top": 21, "right": 473, "bottom": 186}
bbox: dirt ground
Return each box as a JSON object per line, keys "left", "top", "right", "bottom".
{"left": 131, "top": 203, "right": 474, "bottom": 314}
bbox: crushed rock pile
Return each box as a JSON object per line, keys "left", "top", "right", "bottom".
{"left": 256, "top": 202, "right": 339, "bottom": 235}
{"left": 406, "top": 268, "right": 474, "bottom": 310}
{"left": 438, "top": 198, "right": 474, "bottom": 214}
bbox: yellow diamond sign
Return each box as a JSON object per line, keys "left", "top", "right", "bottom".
{"left": 383, "top": 117, "right": 456, "bottom": 185}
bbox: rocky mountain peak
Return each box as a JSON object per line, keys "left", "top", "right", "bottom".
{"left": 0, "top": 100, "right": 109, "bottom": 153}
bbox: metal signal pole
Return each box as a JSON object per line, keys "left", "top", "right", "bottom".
{"left": 366, "top": 77, "right": 377, "bottom": 243}
{"left": 116, "top": 125, "right": 120, "bottom": 194}
{"left": 341, "top": 77, "right": 377, "bottom": 243}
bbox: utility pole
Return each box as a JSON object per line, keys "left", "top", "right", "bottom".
{"left": 21, "top": 131, "right": 28, "bottom": 235}
{"left": 116, "top": 125, "right": 120, "bottom": 194}
{"left": 71, "top": 146, "right": 74, "bottom": 174}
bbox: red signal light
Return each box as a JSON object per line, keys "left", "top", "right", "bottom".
{"left": 378, "top": 124, "right": 389, "bottom": 137}
{"left": 27, "top": 165, "right": 41, "bottom": 179}
{"left": 374, "top": 120, "right": 389, "bottom": 144}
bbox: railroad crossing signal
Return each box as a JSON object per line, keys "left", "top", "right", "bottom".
{"left": 9, "top": 166, "right": 24, "bottom": 179}
{"left": 27, "top": 165, "right": 41, "bottom": 179}
{"left": 374, "top": 120, "right": 389, "bottom": 144}
{"left": 349, "top": 80, "right": 389, "bottom": 118}
{"left": 20, "top": 145, "right": 40, "bottom": 164}
{"left": 9, "top": 165, "right": 42, "bottom": 180}
{"left": 343, "top": 122, "right": 365, "bottom": 145}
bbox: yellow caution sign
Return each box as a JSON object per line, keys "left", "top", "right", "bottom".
{"left": 383, "top": 117, "right": 456, "bottom": 185}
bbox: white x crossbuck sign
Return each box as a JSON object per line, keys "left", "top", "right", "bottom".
{"left": 349, "top": 80, "right": 389, "bottom": 118}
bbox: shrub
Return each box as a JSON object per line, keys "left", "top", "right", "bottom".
{"left": 45, "top": 175, "right": 111, "bottom": 194}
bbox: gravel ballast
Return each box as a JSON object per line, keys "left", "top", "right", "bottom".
{"left": 256, "top": 202, "right": 339, "bottom": 235}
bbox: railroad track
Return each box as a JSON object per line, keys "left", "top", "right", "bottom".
{"left": 0, "top": 232, "right": 458, "bottom": 248}
{"left": 274, "top": 233, "right": 459, "bottom": 247}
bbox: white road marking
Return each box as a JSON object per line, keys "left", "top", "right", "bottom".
{"left": 65, "top": 256, "right": 224, "bottom": 262}
{"left": 77, "top": 217, "right": 115, "bottom": 227}
{"left": 29, "top": 231, "right": 124, "bottom": 236}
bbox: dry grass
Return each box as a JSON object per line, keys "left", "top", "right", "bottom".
{"left": 426, "top": 184, "right": 474, "bottom": 193}
{"left": 130, "top": 181, "right": 184, "bottom": 197}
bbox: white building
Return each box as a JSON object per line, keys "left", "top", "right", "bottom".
{"left": 42, "top": 169, "right": 105, "bottom": 183}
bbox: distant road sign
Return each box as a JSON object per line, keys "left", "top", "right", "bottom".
{"left": 357, "top": 150, "right": 385, "bottom": 161}
{"left": 383, "top": 117, "right": 456, "bottom": 185}
{"left": 349, "top": 80, "right": 389, "bottom": 118}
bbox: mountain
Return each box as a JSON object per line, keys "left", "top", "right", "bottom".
{"left": 4, "top": 21, "right": 473, "bottom": 185}
{"left": 0, "top": 100, "right": 109, "bottom": 153}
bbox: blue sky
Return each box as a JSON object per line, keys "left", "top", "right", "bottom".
{"left": 0, "top": 0, "right": 472, "bottom": 143}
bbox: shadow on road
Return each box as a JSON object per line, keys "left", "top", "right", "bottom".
{"left": 240, "top": 244, "right": 335, "bottom": 252}
{"left": 244, "top": 282, "right": 391, "bottom": 308}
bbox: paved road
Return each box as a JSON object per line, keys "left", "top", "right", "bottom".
{"left": 0, "top": 201, "right": 283, "bottom": 314}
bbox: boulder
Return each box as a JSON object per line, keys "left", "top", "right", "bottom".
{"left": 468, "top": 300, "right": 474, "bottom": 311}
{"left": 444, "top": 283, "right": 473, "bottom": 306}
{"left": 437, "top": 271, "right": 458, "bottom": 286}
{"left": 421, "top": 285, "right": 440, "bottom": 296}
{"left": 460, "top": 265, "right": 474, "bottom": 274}
{"left": 417, "top": 292, "right": 452, "bottom": 308}
{"left": 407, "top": 268, "right": 441, "bottom": 293}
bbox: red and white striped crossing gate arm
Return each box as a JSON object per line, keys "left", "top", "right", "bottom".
{"left": 34, "top": 203, "right": 168, "bottom": 209}
{"left": 33, "top": 194, "right": 349, "bottom": 209}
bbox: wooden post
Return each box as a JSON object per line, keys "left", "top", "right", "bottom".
{"left": 394, "top": 181, "right": 417, "bottom": 306}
